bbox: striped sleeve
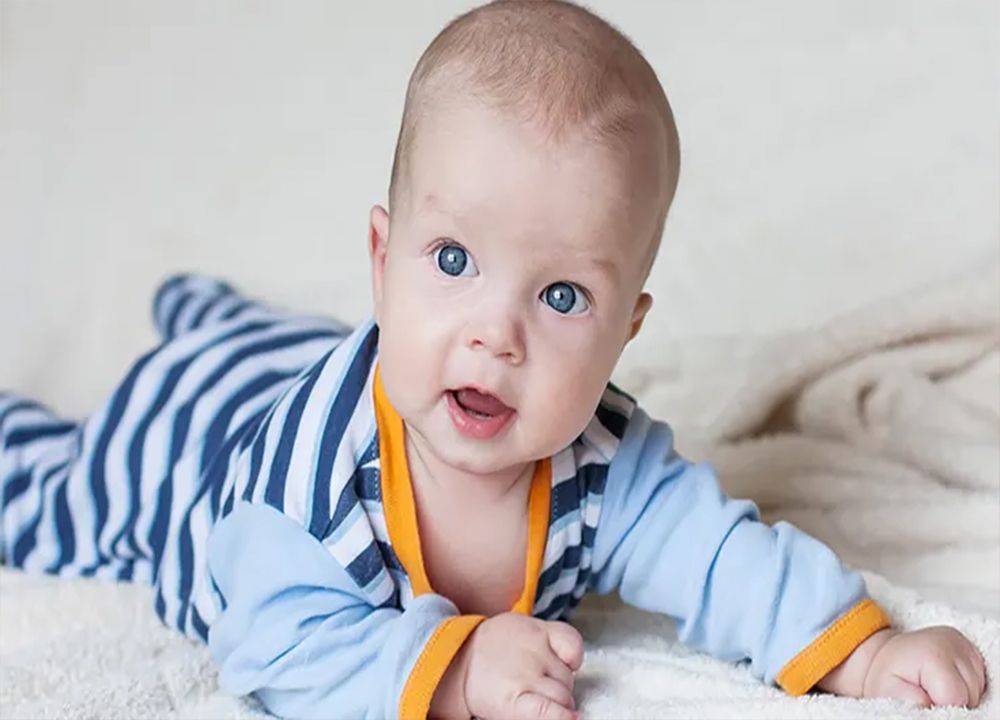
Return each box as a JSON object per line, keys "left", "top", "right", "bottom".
{"left": 589, "top": 404, "right": 890, "bottom": 693}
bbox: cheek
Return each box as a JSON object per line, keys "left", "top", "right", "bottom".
{"left": 528, "top": 334, "right": 618, "bottom": 440}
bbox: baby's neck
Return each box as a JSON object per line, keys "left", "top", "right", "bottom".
{"left": 403, "top": 424, "right": 534, "bottom": 505}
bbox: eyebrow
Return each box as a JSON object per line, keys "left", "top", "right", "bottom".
{"left": 419, "top": 192, "right": 622, "bottom": 284}
{"left": 586, "top": 255, "right": 621, "bottom": 285}
{"left": 420, "top": 193, "right": 454, "bottom": 216}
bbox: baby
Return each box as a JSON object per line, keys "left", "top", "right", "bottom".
{"left": 0, "top": 1, "right": 987, "bottom": 719}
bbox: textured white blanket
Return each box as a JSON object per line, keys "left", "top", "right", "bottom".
{"left": 1, "top": 267, "right": 997, "bottom": 718}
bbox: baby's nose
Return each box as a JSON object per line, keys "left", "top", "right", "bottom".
{"left": 467, "top": 316, "right": 525, "bottom": 365}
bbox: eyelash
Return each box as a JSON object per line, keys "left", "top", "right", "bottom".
{"left": 426, "top": 239, "right": 594, "bottom": 311}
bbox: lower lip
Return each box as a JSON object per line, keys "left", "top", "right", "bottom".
{"left": 445, "top": 390, "right": 515, "bottom": 440}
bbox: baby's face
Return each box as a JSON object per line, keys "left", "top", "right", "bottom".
{"left": 370, "top": 99, "right": 658, "bottom": 476}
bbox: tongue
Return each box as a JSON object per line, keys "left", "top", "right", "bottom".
{"left": 455, "top": 388, "right": 510, "bottom": 416}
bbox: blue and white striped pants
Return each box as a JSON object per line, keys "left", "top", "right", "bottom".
{"left": 0, "top": 274, "right": 348, "bottom": 638}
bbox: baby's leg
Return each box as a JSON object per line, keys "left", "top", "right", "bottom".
{"left": 152, "top": 273, "right": 245, "bottom": 343}
{"left": 0, "top": 393, "right": 82, "bottom": 569}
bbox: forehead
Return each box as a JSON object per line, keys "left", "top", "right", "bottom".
{"left": 403, "top": 99, "right": 655, "bottom": 263}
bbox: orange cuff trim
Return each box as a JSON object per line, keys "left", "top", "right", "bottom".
{"left": 399, "top": 614, "right": 486, "bottom": 720}
{"left": 776, "top": 599, "right": 891, "bottom": 696}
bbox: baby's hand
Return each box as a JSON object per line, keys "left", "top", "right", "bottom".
{"left": 433, "top": 612, "right": 583, "bottom": 720}
{"left": 862, "top": 627, "right": 987, "bottom": 708}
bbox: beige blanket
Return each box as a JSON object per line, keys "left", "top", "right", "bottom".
{"left": 1, "top": 267, "right": 997, "bottom": 718}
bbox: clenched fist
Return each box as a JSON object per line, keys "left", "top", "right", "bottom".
{"left": 862, "top": 627, "right": 987, "bottom": 707}
{"left": 431, "top": 613, "right": 584, "bottom": 719}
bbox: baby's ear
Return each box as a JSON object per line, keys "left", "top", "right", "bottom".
{"left": 626, "top": 292, "right": 653, "bottom": 344}
{"left": 369, "top": 205, "right": 390, "bottom": 323}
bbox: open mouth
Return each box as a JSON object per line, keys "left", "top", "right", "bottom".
{"left": 445, "top": 387, "right": 515, "bottom": 439}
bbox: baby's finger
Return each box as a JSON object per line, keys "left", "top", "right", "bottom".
{"left": 953, "top": 659, "right": 983, "bottom": 707}
{"left": 922, "top": 662, "right": 970, "bottom": 707}
{"left": 543, "top": 652, "right": 575, "bottom": 691}
{"left": 969, "top": 646, "right": 988, "bottom": 693}
{"left": 879, "top": 674, "right": 931, "bottom": 708}
{"left": 513, "top": 691, "right": 578, "bottom": 720}
{"left": 531, "top": 676, "right": 576, "bottom": 710}
{"left": 545, "top": 621, "right": 584, "bottom": 671}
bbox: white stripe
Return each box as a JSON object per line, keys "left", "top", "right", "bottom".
{"left": 540, "top": 516, "right": 582, "bottom": 573}
{"left": 583, "top": 495, "right": 603, "bottom": 527}
{"left": 550, "top": 447, "right": 577, "bottom": 485}
{"left": 363, "top": 500, "right": 389, "bottom": 543}
{"left": 366, "top": 571, "right": 396, "bottom": 607}
{"left": 328, "top": 512, "right": 376, "bottom": 568}
{"left": 572, "top": 441, "right": 608, "bottom": 470}
{"left": 580, "top": 414, "right": 618, "bottom": 461}
{"left": 599, "top": 388, "right": 635, "bottom": 416}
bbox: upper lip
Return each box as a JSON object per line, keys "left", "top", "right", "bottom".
{"left": 450, "top": 383, "right": 514, "bottom": 410}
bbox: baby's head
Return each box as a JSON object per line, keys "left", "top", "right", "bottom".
{"left": 369, "top": 0, "right": 680, "bottom": 475}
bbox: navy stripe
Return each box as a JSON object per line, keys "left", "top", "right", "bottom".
{"left": 192, "top": 333, "right": 336, "bottom": 476}
{"left": 376, "top": 540, "right": 402, "bottom": 572}
{"left": 209, "top": 407, "right": 269, "bottom": 517}
{"left": 147, "top": 476, "right": 173, "bottom": 583}
{"left": 310, "top": 326, "right": 379, "bottom": 539}
{"left": 354, "top": 466, "right": 381, "bottom": 501}
{"left": 6, "top": 423, "right": 77, "bottom": 447}
{"left": 137, "top": 322, "right": 280, "bottom": 577}
{"left": 188, "top": 291, "right": 229, "bottom": 331}
{"left": 261, "top": 353, "right": 332, "bottom": 511}
{"left": 47, "top": 478, "right": 77, "bottom": 573}
{"left": 2, "top": 470, "right": 32, "bottom": 508}
{"left": 241, "top": 411, "right": 271, "bottom": 502}
{"left": 539, "top": 590, "right": 583, "bottom": 620}
{"left": 595, "top": 404, "right": 628, "bottom": 440}
{"left": 11, "top": 461, "right": 70, "bottom": 566}
{"left": 190, "top": 605, "right": 209, "bottom": 642}
{"left": 345, "top": 540, "right": 382, "bottom": 588}
{"left": 579, "top": 463, "right": 608, "bottom": 497}
{"left": 174, "top": 410, "right": 266, "bottom": 631}
{"left": 84, "top": 349, "right": 159, "bottom": 575}
{"left": 164, "top": 290, "right": 194, "bottom": 339}
{"left": 117, "top": 559, "right": 135, "bottom": 581}
{"left": 151, "top": 275, "right": 187, "bottom": 333}
{"left": 0, "top": 400, "right": 42, "bottom": 441}
{"left": 154, "top": 586, "right": 167, "bottom": 622}
{"left": 220, "top": 299, "right": 253, "bottom": 321}
{"left": 221, "top": 486, "right": 236, "bottom": 517}
{"left": 537, "top": 543, "right": 582, "bottom": 591}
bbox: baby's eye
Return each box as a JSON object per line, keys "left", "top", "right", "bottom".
{"left": 542, "top": 281, "right": 590, "bottom": 315}
{"left": 434, "top": 243, "right": 478, "bottom": 277}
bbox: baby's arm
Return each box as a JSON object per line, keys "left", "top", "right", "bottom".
{"left": 588, "top": 406, "right": 986, "bottom": 707}
{"left": 206, "top": 501, "right": 484, "bottom": 720}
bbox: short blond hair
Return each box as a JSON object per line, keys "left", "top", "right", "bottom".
{"left": 389, "top": 0, "right": 681, "bottom": 272}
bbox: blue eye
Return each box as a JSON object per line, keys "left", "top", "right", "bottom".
{"left": 435, "top": 243, "right": 478, "bottom": 277}
{"left": 542, "top": 282, "right": 590, "bottom": 315}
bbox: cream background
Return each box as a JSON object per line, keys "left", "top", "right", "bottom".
{"left": 1, "top": 0, "right": 997, "bottom": 419}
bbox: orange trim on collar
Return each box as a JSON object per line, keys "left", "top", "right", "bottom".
{"left": 372, "top": 364, "right": 551, "bottom": 614}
